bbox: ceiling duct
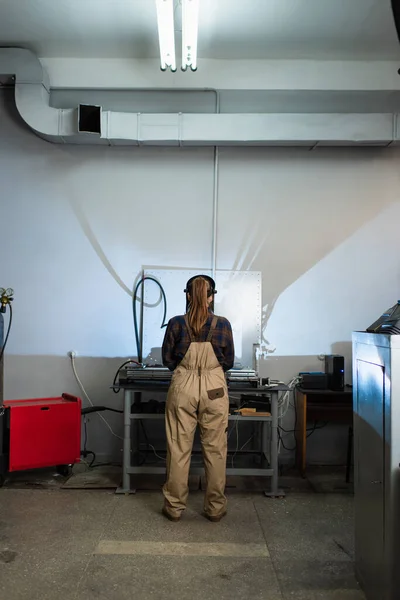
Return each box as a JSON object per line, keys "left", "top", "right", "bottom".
{"left": 391, "top": 0, "right": 400, "bottom": 46}
{"left": 0, "top": 47, "right": 399, "bottom": 147}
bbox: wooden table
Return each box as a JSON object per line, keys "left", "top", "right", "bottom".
{"left": 295, "top": 386, "right": 353, "bottom": 478}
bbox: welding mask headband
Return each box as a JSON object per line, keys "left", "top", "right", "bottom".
{"left": 184, "top": 275, "right": 217, "bottom": 297}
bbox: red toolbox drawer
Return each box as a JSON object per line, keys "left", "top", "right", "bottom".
{"left": 3, "top": 395, "right": 81, "bottom": 472}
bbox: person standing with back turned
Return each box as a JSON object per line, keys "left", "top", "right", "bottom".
{"left": 161, "top": 275, "right": 234, "bottom": 523}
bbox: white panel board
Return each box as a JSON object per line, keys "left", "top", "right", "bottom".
{"left": 140, "top": 269, "right": 261, "bottom": 369}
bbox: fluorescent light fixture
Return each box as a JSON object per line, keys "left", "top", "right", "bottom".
{"left": 182, "top": 0, "right": 199, "bottom": 71}
{"left": 155, "top": 0, "right": 176, "bottom": 72}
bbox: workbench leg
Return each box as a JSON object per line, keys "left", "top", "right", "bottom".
{"left": 346, "top": 426, "right": 353, "bottom": 484}
{"left": 295, "top": 390, "right": 307, "bottom": 478}
{"left": 264, "top": 391, "right": 284, "bottom": 498}
{"left": 116, "top": 389, "right": 135, "bottom": 494}
{"left": 132, "top": 392, "right": 142, "bottom": 466}
{"left": 261, "top": 420, "right": 267, "bottom": 466}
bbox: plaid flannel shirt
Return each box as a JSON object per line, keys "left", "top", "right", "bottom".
{"left": 162, "top": 311, "right": 235, "bottom": 372}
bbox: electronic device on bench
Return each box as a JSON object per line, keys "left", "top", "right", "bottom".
{"left": 325, "top": 354, "right": 345, "bottom": 392}
{"left": 299, "top": 372, "right": 328, "bottom": 390}
{"left": 119, "top": 365, "right": 259, "bottom": 387}
{"left": 226, "top": 369, "right": 259, "bottom": 387}
{"left": 119, "top": 365, "right": 172, "bottom": 384}
{"left": 299, "top": 356, "right": 344, "bottom": 392}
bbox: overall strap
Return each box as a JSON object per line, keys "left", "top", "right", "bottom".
{"left": 183, "top": 315, "right": 195, "bottom": 342}
{"left": 206, "top": 316, "right": 218, "bottom": 342}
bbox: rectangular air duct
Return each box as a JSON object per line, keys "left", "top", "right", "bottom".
{"left": 0, "top": 48, "right": 399, "bottom": 147}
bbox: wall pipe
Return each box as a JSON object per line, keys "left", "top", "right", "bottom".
{"left": 82, "top": 84, "right": 221, "bottom": 278}
{"left": 119, "top": 86, "right": 220, "bottom": 278}
{"left": 211, "top": 90, "right": 220, "bottom": 280}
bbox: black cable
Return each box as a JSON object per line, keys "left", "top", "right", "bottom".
{"left": 83, "top": 451, "right": 96, "bottom": 467}
{"left": 278, "top": 425, "right": 297, "bottom": 433}
{"left": 139, "top": 419, "right": 151, "bottom": 447}
{"left": 81, "top": 416, "right": 97, "bottom": 466}
{"left": 82, "top": 406, "right": 124, "bottom": 415}
{"left": 0, "top": 303, "right": 12, "bottom": 363}
{"left": 293, "top": 387, "right": 297, "bottom": 440}
{"left": 133, "top": 276, "right": 168, "bottom": 363}
{"left": 278, "top": 417, "right": 328, "bottom": 457}
{"left": 83, "top": 416, "right": 88, "bottom": 454}
{"left": 139, "top": 420, "right": 167, "bottom": 464}
{"left": 80, "top": 417, "right": 97, "bottom": 467}
{"left": 90, "top": 462, "right": 122, "bottom": 468}
{"left": 306, "top": 421, "right": 328, "bottom": 438}
{"left": 112, "top": 359, "right": 141, "bottom": 394}
{"left": 279, "top": 421, "right": 328, "bottom": 435}
{"left": 277, "top": 429, "right": 297, "bottom": 452}
{"left": 112, "top": 276, "right": 168, "bottom": 392}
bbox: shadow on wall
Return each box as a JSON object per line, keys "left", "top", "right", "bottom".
{"left": 20, "top": 103, "right": 396, "bottom": 349}
{"left": 216, "top": 148, "right": 400, "bottom": 352}
{"left": 64, "top": 144, "right": 399, "bottom": 368}
{"left": 3, "top": 91, "right": 399, "bottom": 316}
{"left": 261, "top": 201, "right": 400, "bottom": 362}
{"left": 262, "top": 350, "right": 352, "bottom": 392}
{"left": 262, "top": 354, "right": 323, "bottom": 380}
{"left": 145, "top": 346, "right": 163, "bottom": 365}
{"left": 2, "top": 89, "right": 399, "bottom": 378}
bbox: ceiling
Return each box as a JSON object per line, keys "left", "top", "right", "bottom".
{"left": 0, "top": 0, "right": 399, "bottom": 61}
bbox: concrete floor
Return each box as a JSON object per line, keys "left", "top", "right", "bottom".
{"left": 0, "top": 477, "right": 365, "bottom": 600}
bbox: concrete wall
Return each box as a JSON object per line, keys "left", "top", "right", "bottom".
{"left": 2, "top": 87, "right": 400, "bottom": 464}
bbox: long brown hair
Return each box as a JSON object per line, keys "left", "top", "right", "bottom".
{"left": 187, "top": 277, "right": 210, "bottom": 336}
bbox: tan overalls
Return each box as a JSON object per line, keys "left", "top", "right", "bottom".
{"left": 163, "top": 315, "right": 229, "bottom": 520}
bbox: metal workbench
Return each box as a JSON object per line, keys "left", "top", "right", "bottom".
{"left": 116, "top": 382, "right": 289, "bottom": 497}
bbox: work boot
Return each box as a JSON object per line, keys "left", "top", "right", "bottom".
{"left": 204, "top": 511, "right": 227, "bottom": 523}
{"left": 162, "top": 507, "right": 181, "bottom": 522}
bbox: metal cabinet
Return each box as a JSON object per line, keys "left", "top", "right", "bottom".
{"left": 352, "top": 332, "right": 400, "bottom": 600}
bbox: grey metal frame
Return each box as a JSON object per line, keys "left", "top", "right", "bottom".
{"left": 117, "top": 383, "right": 289, "bottom": 497}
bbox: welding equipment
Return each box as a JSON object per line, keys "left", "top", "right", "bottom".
{"left": 118, "top": 364, "right": 259, "bottom": 387}
{"left": 0, "top": 393, "right": 81, "bottom": 484}
{"left": 117, "top": 273, "right": 260, "bottom": 390}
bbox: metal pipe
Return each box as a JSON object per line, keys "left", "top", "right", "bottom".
{"left": 97, "top": 86, "right": 221, "bottom": 278}
{"left": 139, "top": 269, "right": 145, "bottom": 364}
{"left": 270, "top": 391, "right": 279, "bottom": 496}
{"left": 211, "top": 91, "right": 220, "bottom": 279}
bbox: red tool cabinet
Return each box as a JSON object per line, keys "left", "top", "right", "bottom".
{"left": 3, "top": 394, "right": 81, "bottom": 472}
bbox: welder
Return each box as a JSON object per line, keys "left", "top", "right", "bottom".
{"left": 162, "top": 275, "right": 234, "bottom": 522}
